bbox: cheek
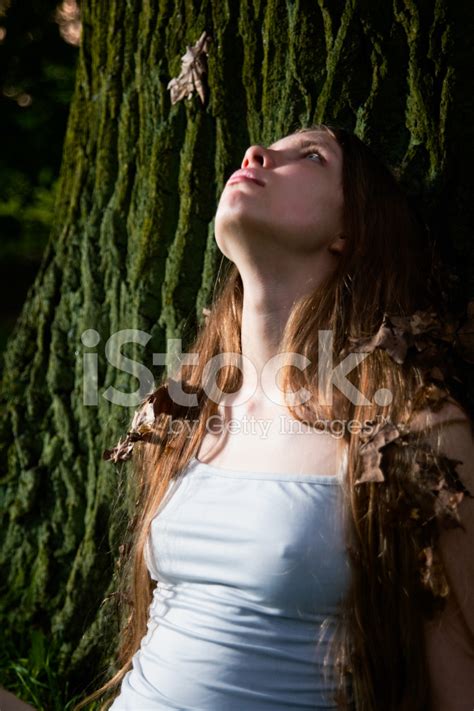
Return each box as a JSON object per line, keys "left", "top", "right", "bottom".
{"left": 278, "top": 187, "right": 337, "bottom": 230}
{"left": 282, "top": 192, "right": 343, "bottom": 248}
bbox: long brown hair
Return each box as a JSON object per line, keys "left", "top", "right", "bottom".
{"left": 76, "top": 124, "right": 471, "bottom": 710}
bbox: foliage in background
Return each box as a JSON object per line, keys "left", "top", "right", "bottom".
{"left": 0, "top": 628, "right": 101, "bottom": 710}
{"left": 0, "top": 0, "right": 79, "bottom": 372}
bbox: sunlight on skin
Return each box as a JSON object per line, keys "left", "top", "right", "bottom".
{"left": 214, "top": 129, "right": 346, "bottom": 406}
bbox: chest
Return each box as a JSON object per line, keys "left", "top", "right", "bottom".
{"left": 146, "top": 471, "right": 350, "bottom": 616}
{"left": 197, "top": 401, "right": 345, "bottom": 477}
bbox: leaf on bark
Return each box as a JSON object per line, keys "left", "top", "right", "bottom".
{"left": 167, "top": 31, "right": 212, "bottom": 105}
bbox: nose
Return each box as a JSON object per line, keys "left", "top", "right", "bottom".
{"left": 241, "top": 144, "right": 274, "bottom": 170}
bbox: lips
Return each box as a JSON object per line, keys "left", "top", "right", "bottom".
{"left": 227, "top": 169, "right": 265, "bottom": 187}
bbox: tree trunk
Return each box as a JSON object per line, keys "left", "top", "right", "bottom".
{"left": 1, "top": 0, "right": 472, "bottom": 699}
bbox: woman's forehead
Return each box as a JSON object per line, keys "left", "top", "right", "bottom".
{"left": 295, "top": 126, "right": 337, "bottom": 140}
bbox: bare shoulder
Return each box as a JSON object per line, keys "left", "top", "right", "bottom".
{"left": 418, "top": 398, "right": 474, "bottom": 709}
{"left": 408, "top": 396, "right": 473, "bottom": 491}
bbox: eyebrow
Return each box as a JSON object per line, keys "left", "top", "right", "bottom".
{"left": 268, "top": 136, "right": 338, "bottom": 158}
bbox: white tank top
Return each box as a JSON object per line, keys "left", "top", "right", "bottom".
{"left": 110, "top": 450, "right": 354, "bottom": 710}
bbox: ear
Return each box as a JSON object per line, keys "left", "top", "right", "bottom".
{"left": 328, "top": 232, "right": 347, "bottom": 256}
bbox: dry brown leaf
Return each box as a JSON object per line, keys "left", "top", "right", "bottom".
{"left": 102, "top": 436, "right": 135, "bottom": 463}
{"left": 167, "top": 31, "right": 212, "bottom": 105}
{"left": 355, "top": 418, "right": 406, "bottom": 484}
{"left": 347, "top": 307, "right": 456, "bottom": 364}
{"left": 102, "top": 381, "right": 176, "bottom": 463}
{"left": 390, "top": 309, "right": 439, "bottom": 338}
{"left": 347, "top": 315, "right": 408, "bottom": 364}
{"left": 345, "top": 303, "right": 474, "bottom": 376}
{"left": 130, "top": 399, "right": 156, "bottom": 436}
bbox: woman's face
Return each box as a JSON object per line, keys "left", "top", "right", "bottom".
{"left": 214, "top": 129, "right": 345, "bottom": 264}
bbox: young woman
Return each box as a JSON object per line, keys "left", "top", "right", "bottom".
{"left": 79, "top": 124, "right": 474, "bottom": 710}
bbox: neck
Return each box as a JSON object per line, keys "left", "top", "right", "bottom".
{"left": 236, "top": 262, "right": 330, "bottom": 406}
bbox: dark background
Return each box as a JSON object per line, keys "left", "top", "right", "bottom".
{"left": 0, "top": 0, "right": 79, "bottom": 376}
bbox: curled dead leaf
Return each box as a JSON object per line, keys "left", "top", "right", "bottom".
{"left": 346, "top": 315, "right": 408, "bottom": 364}
{"left": 102, "top": 381, "right": 176, "bottom": 463}
{"left": 355, "top": 418, "right": 407, "bottom": 484}
{"left": 389, "top": 310, "right": 440, "bottom": 341}
{"left": 344, "top": 305, "right": 473, "bottom": 373}
{"left": 167, "top": 31, "right": 212, "bottom": 105}
{"left": 102, "top": 436, "right": 135, "bottom": 463}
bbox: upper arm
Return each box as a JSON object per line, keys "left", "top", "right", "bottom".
{"left": 410, "top": 401, "right": 474, "bottom": 709}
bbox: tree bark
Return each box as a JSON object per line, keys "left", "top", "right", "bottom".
{"left": 1, "top": 0, "right": 472, "bottom": 697}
